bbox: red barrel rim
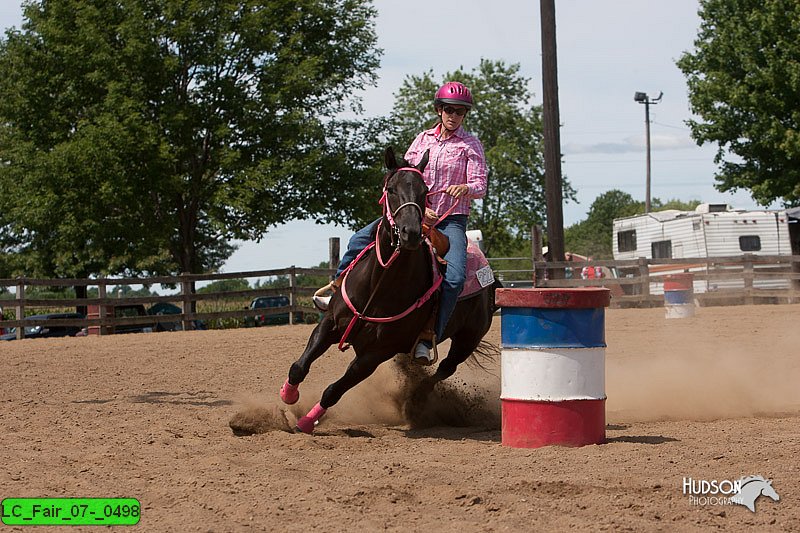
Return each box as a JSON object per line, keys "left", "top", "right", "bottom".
{"left": 663, "top": 273, "right": 694, "bottom": 292}
{"left": 495, "top": 287, "right": 611, "bottom": 309}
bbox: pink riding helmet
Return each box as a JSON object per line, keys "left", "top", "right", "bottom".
{"left": 434, "top": 81, "right": 473, "bottom": 109}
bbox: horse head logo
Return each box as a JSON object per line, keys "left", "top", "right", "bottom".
{"left": 731, "top": 476, "right": 780, "bottom": 513}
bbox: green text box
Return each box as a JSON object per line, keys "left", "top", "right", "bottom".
{"left": 2, "top": 498, "right": 140, "bottom": 526}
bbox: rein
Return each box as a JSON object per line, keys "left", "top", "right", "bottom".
{"left": 425, "top": 189, "right": 463, "bottom": 229}
{"left": 336, "top": 166, "right": 443, "bottom": 351}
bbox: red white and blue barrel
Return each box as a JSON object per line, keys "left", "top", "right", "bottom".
{"left": 495, "top": 288, "right": 611, "bottom": 448}
{"left": 663, "top": 273, "right": 695, "bottom": 318}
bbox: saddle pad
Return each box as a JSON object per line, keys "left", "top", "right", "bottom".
{"left": 459, "top": 239, "right": 495, "bottom": 298}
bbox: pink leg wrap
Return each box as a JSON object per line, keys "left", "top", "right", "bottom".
{"left": 280, "top": 379, "right": 300, "bottom": 405}
{"left": 296, "top": 403, "right": 327, "bottom": 434}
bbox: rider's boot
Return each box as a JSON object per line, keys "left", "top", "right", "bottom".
{"left": 412, "top": 313, "right": 437, "bottom": 365}
{"left": 413, "top": 340, "right": 435, "bottom": 363}
{"left": 312, "top": 277, "right": 342, "bottom": 311}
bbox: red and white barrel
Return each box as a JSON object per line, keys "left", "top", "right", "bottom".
{"left": 663, "top": 273, "right": 695, "bottom": 319}
{"left": 495, "top": 288, "right": 611, "bottom": 448}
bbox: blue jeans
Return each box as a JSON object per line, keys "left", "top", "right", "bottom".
{"left": 336, "top": 215, "right": 468, "bottom": 342}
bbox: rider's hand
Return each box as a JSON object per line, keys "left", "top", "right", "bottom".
{"left": 424, "top": 208, "right": 439, "bottom": 225}
{"left": 446, "top": 184, "right": 469, "bottom": 198}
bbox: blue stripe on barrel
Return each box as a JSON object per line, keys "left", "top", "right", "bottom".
{"left": 500, "top": 307, "right": 606, "bottom": 348}
{"left": 664, "top": 290, "right": 693, "bottom": 305}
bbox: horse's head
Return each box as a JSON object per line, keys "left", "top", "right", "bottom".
{"left": 762, "top": 481, "right": 780, "bottom": 502}
{"left": 382, "top": 147, "right": 429, "bottom": 250}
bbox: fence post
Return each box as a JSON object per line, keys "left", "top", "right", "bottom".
{"left": 329, "top": 238, "right": 340, "bottom": 277}
{"left": 637, "top": 257, "right": 650, "bottom": 302}
{"left": 180, "top": 273, "right": 192, "bottom": 331}
{"left": 531, "top": 225, "right": 544, "bottom": 285}
{"left": 15, "top": 278, "right": 25, "bottom": 340}
{"left": 98, "top": 282, "right": 108, "bottom": 335}
{"left": 793, "top": 255, "right": 800, "bottom": 304}
{"left": 743, "top": 254, "right": 754, "bottom": 305}
{"left": 289, "top": 267, "right": 296, "bottom": 325}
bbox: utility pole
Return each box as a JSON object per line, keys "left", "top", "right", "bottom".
{"left": 634, "top": 91, "right": 662, "bottom": 213}
{"left": 540, "top": 0, "right": 565, "bottom": 271}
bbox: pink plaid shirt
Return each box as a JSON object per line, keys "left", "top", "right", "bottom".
{"left": 404, "top": 123, "right": 487, "bottom": 217}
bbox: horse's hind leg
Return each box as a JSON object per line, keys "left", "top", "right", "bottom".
{"left": 280, "top": 315, "right": 338, "bottom": 405}
{"left": 407, "top": 333, "right": 481, "bottom": 415}
{"left": 433, "top": 333, "right": 481, "bottom": 383}
{"left": 296, "top": 351, "right": 390, "bottom": 433}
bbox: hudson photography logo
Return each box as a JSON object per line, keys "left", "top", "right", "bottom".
{"left": 682, "top": 475, "right": 780, "bottom": 512}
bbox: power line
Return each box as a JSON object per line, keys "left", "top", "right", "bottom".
{"left": 652, "top": 120, "right": 691, "bottom": 131}
{"left": 564, "top": 157, "right": 712, "bottom": 164}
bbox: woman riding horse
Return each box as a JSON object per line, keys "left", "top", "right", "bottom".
{"left": 315, "top": 81, "right": 487, "bottom": 363}
{"left": 281, "top": 147, "right": 498, "bottom": 434}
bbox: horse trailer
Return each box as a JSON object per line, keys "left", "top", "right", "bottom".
{"left": 612, "top": 204, "right": 800, "bottom": 294}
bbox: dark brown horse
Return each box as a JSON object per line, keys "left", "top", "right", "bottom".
{"left": 280, "top": 147, "right": 499, "bottom": 433}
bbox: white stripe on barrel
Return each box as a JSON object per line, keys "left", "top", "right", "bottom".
{"left": 664, "top": 273, "right": 695, "bottom": 318}
{"left": 495, "top": 287, "right": 611, "bottom": 448}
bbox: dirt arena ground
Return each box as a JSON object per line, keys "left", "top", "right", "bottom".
{"left": 1, "top": 303, "right": 799, "bottom": 532}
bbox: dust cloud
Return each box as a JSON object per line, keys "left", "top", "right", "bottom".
{"left": 229, "top": 352, "right": 501, "bottom": 435}
{"left": 228, "top": 397, "right": 294, "bottom": 435}
{"left": 607, "top": 328, "right": 800, "bottom": 422}
{"left": 230, "top": 305, "right": 800, "bottom": 433}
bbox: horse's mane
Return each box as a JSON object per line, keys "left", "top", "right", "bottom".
{"left": 739, "top": 475, "right": 769, "bottom": 487}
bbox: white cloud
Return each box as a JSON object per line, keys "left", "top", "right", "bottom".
{"left": 564, "top": 133, "right": 696, "bottom": 155}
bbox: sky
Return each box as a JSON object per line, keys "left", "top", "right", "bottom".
{"left": 1, "top": 0, "right": 778, "bottom": 274}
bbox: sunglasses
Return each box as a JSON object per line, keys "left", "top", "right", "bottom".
{"left": 442, "top": 106, "right": 468, "bottom": 117}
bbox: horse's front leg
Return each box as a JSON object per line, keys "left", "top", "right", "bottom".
{"left": 279, "top": 314, "right": 338, "bottom": 405}
{"left": 296, "top": 350, "right": 392, "bottom": 434}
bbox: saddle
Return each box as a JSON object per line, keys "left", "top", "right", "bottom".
{"left": 420, "top": 227, "right": 494, "bottom": 299}
{"left": 423, "top": 224, "right": 450, "bottom": 259}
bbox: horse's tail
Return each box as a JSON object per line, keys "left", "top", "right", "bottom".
{"left": 468, "top": 338, "right": 499, "bottom": 376}
{"left": 466, "top": 278, "right": 503, "bottom": 374}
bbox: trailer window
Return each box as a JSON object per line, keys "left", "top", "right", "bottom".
{"left": 651, "top": 240, "right": 672, "bottom": 259}
{"left": 739, "top": 235, "right": 761, "bottom": 251}
{"left": 617, "top": 230, "right": 636, "bottom": 252}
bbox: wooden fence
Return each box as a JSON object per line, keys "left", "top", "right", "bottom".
{"left": 492, "top": 254, "right": 800, "bottom": 307}
{"left": 0, "top": 267, "right": 336, "bottom": 339}
{"left": 2, "top": 254, "right": 798, "bottom": 339}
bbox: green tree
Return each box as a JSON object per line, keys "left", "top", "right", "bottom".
{"left": 197, "top": 278, "right": 251, "bottom": 294}
{"left": 253, "top": 262, "right": 330, "bottom": 289}
{"left": 565, "top": 190, "right": 640, "bottom": 259}
{"left": 677, "top": 0, "right": 800, "bottom": 207}
{"left": 384, "top": 60, "right": 574, "bottom": 257}
{"left": 0, "top": 0, "right": 380, "bottom": 280}
{"left": 106, "top": 285, "right": 157, "bottom": 298}
{"left": 565, "top": 190, "right": 701, "bottom": 258}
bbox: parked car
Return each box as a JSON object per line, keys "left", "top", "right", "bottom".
{"left": 78, "top": 302, "right": 206, "bottom": 336}
{"left": 1, "top": 312, "right": 85, "bottom": 341}
{"left": 245, "top": 296, "right": 295, "bottom": 327}
{"left": 147, "top": 302, "right": 204, "bottom": 331}
{"left": 113, "top": 304, "right": 154, "bottom": 334}
{"left": 78, "top": 304, "right": 153, "bottom": 336}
